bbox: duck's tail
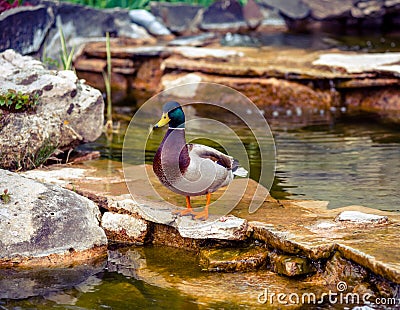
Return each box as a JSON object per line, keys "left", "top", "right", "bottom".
{"left": 232, "top": 159, "right": 248, "bottom": 178}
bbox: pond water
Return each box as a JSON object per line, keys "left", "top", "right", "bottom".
{"left": 4, "top": 30, "right": 400, "bottom": 309}
{"left": 80, "top": 103, "right": 400, "bottom": 212}
{"left": 222, "top": 29, "right": 400, "bottom": 52}
{"left": 0, "top": 245, "right": 353, "bottom": 309}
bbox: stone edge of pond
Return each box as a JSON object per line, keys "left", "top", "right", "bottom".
{"left": 90, "top": 190, "right": 400, "bottom": 286}
{"left": 9, "top": 164, "right": 400, "bottom": 298}
{"left": 0, "top": 245, "right": 108, "bottom": 269}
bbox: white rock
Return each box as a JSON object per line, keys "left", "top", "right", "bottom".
{"left": 177, "top": 215, "right": 248, "bottom": 240}
{"left": 129, "top": 9, "right": 171, "bottom": 36}
{"left": 101, "top": 212, "right": 148, "bottom": 242}
{"left": 336, "top": 211, "right": 388, "bottom": 224}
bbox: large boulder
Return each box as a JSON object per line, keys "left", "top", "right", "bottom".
{"left": 0, "top": 49, "right": 104, "bottom": 171}
{"left": 39, "top": 0, "right": 152, "bottom": 63}
{"left": 0, "top": 169, "right": 107, "bottom": 267}
{"left": 0, "top": 0, "right": 152, "bottom": 63}
{"left": 260, "top": 0, "right": 400, "bottom": 32}
{"left": 0, "top": 5, "right": 55, "bottom": 55}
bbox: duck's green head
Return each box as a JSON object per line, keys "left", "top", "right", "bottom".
{"left": 154, "top": 101, "right": 185, "bottom": 129}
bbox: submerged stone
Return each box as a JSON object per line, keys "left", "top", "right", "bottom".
{"left": 270, "top": 253, "right": 315, "bottom": 277}
{"left": 199, "top": 246, "right": 268, "bottom": 272}
{"left": 323, "top": 252, "right": 368, "bottom": 288}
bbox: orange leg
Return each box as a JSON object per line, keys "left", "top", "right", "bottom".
{"left": 193, "top": 193, "right": 211, "bottom": 220}
{"left": 172, "top": 196, "right": 196, "bottom": 216}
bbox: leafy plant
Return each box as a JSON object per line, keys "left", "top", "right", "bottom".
{"left": 59, "top": 25, "right": 75, "bottom": 70}
{"left": 0, "top": 89, "right": 39, "bottom": 112}
{"left": 0, "top": 189, "right": 11, "bottom": 204}
{"left": 57, "top": 0, "right": 230, "bottom": 10}
{"left": 32, "top": 140, "right": 59, "bottom": 168}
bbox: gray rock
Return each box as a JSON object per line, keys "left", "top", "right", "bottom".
{"left": 0, "top": 5, "right": 55, "bottom": 55}
{"left": 200, "top": 0, "right": 248, "bottom": 31}
{"left": 259, "top": 0, "right": 310, "bottom": 19}
{"left": 243, "top": 0, "right": 264, "bottom": 29}
{"left": 0, "top": 0, "right": 151, "bottom": 62}
{"left": 0, "top": 169, "right": 107, "bottom": 266}
{"left": 42, "top": 1, "right": 148, "bottom": 62}
{"left": 0, "top": 49, "right": 104, "bottom": 170}
{"left": 129, "top": 9, "right": 172, "bottom": 36}
{"left": 303, "top": 0, "right": 353, "bottom": 19}
{"left": 151, "top": 2, "right": 204, "bottom": 35}
{"left": 105, "top": 195, "right": 249, "bottom": 242}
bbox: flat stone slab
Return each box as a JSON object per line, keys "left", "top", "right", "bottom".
{"left": 22, "top": 161, "right": 400, "bottom": 285}
{"left": 244, "top": 202, "right": 400, "bottom": 284}
{"left": 199, "top": 246, "right": 268, "bottom": 272}
{"left": 79, "top": 39, "right": 400, "bottom": 81}
{"left": 313, "top": 53, "right": 400, "bottom": 76}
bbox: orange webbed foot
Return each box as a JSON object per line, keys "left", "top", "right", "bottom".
{"left": 192, "top": 210, "right": 209, "bottom": 220}
{"left": 172, "top": 196, "right": 195, "bottom": 217}
{"left": 192, "top": 193, "right": 211, "bottom": 221}
{"left": 172, "top": 208, "right": 195, "bottom": 216}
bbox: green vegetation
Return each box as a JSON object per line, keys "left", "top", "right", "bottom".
{"left": 0, "top": 89, "right": 39, "bottom": 112}
{"left": 31, "top": 140, "right": 59, "bottom": 168}
{"left": 58, "top": 0, "right": 247, "bottom": 10}
{"left": 0, "top": 189, "right": 11, "bottom": 204}
{"left": 103, "top": 32, "right": 113, "bottom": 133}
{"left": 59, "top": 25, "right": 75, "bottom": 70}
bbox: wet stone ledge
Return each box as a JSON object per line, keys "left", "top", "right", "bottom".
{"left": 18, "top": 163, "right": 400, "bottom": 303}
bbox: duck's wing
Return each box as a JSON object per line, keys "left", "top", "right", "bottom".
{"left": 188, "top": 144, "right": 234, "bottom": 170}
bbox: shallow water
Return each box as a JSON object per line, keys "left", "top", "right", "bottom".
{"left": 222, "top": 30, "right": 400, "bottom": 53}
{"left": 79, "top": 105, "right": 400, "bottom": 212}
{"left": 0, "top": 245, "right": 343, "bottom": 309}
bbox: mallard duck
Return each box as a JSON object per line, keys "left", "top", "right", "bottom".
{"left": 153, "top": 101, "right": 248, "bottom": 220}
